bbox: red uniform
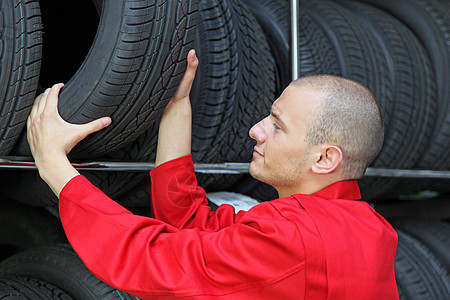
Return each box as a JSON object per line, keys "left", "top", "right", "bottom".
{"left": 59, "top": 154, "right": 398, "bottom": 299}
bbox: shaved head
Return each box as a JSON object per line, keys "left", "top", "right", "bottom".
{"left": 291, "top": 75, "right": 384, "bottom": 179}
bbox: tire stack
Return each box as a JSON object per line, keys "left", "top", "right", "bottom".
{"left": 0, "top": 0, "right": 449, "bottom": 298}
{"left": 393, "top": 220, "right": 450, "bottom": 300}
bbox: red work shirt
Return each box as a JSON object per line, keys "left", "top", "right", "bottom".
{"left": 59, "top": 154, "right": 398, "bottom": 299}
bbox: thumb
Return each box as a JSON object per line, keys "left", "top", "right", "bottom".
{"left": 173, "top": 49, "right": 199, "bottom": 99}
{"left": 77, "top": 117, "right": 112, "bottom": 139}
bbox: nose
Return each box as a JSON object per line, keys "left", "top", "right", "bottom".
{"left": 249, "top": 119, "right": 266, "bottom": 144}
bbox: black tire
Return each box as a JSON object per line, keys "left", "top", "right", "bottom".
{"left": 242, "top": 0, "right": 291, "bottom": 95}
{"left": 0, "top": 167, "right": 145, "bottom": 207}
{"left": 0, "top": 276, "right": 72, "bottom": 299}
{"left": 222, "top": 0, "right": 276, "bottom": 164}
{"left": 297, "top": 8, "right": 341, "bottom": 77}
{"left": 395, "top": 230, "right": 450, "bottom": 300}
{"left": 115, "top": 174, "right": 152, "bottom": 208}
{"left": 0, "top": 245, "right": 138, "bottom": 299}
{"left": 190, "top": 0, "right": 240, "bottom": 164}
{"left": 194, "top": 0, "right": 276, "bottom": 191}
{"left": 393, "top": 219, "right": 450, "bottom": 271}
{"left": 15, "top": 0, "right": 199, "bottom": 158}
{"left": 0, "top": 200, "right": 67, "bottom": 261}
{"left": 0, "top": 0, "right": 42, "bottom": 155}
{"left": 358, "top": 0, "right": 450, "bottom": 170}
{"left": 302, "top": 0, "right": 394, "bottom": 120}
{"left": 333, "top": 1, "right": 436, "bottom": 199}
{"left": 339, "top": 0, "right": 435, "bottom": 166}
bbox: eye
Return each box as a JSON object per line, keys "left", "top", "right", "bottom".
{"left": 273, "top": 122, "right": 281, "bottom": 131}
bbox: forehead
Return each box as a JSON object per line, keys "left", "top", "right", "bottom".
{"left": 271, "top": 85, "right": 322, "bottom": 125}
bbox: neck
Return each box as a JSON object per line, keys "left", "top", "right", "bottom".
{"left": 276, "top": 177, "right": 340, "bottom": 198}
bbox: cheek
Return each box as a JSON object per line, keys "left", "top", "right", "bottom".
{"left": 278, "top": 143, "right": 309, "bottom": 167}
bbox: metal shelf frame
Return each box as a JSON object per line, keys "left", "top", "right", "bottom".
{"left": 0, "top": 157, "right": 450, "bottom": 179}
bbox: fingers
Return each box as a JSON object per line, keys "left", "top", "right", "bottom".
{"left": 84, "top": 117, "right": 112, "bottom": 135}
{"left": 173, "top": 49, "right": 199, "bottom": 100}
{"left": 28, "top": 89, "right": 49, "bottom": 128}
{"left": 74, "top": 117, "right": 112, "bottom": 144}
{"left": 28, "top": 84, "right": 64, "bottom": 127}
{"left": 43, "top": 83, "right": 64, "bottom": 112}
{"left": 27, "top": 93, "right": 42, "bottom": 131}
{"left": 187, "top": 49, "right": 199, "bottom": 72}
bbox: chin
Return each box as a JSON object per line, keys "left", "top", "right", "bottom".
{"left": 249, "top": 164, "right": 260, "bottom": 179}
{"left": 249, "top": 165, "right": 267, "bottom": 184}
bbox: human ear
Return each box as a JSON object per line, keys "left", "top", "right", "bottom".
{"left": 311, "top": 145, "right": 343, "bottom": 174}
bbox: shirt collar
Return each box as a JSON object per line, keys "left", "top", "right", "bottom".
{"left": 312, "top": 180, "right": 361, "bottom": 200}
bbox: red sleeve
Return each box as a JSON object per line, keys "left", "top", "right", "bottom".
{"left": 150, "top": 154, "right": 244, "bottom": 230}
{"left": 59, "top": 176, "right": 305, "bottom": 298}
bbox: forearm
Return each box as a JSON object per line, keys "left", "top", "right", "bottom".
{"left": 155, "top": 97, "right": 192, "bottom": 167}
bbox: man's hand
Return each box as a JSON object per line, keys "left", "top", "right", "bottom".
{"left": 155, "top": 49, "right": 199, "bottom": 166}
{"left": 27, "top": 83, "right": 111, "bottom": 197}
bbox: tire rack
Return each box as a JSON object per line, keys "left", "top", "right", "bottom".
{"left": 0, "top": 157, "right": 450, "bottom": 179}
{"left": 0, "top": 0, "right": 448, "bottom": 181}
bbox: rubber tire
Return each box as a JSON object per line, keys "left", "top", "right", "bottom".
{"left": 194, "top": 0, "right": 276, "bottom": 191}
{"left": 190, "top": 0, "right": 241, "bottom": 164}
{"left": 242, "top": 0, "right": 291, "bottom": 95}
{"left": 0, "top": 276, "right": 72, "bottom": 299}
{"left": 358, "top": 0, "right": 450, "bottom": 170}
{"left": 333, "top": 0, "right": 436, "bottom": 199}
{"left": 15, "top": 0, "right": 199, "bottom": 158}
{"left": 393, "top": 219, "right": 450, "bottom": 271}
{"left": 0, "top": 167, "right": 146, "bottom": 207}
{"left": 394, "top": 229, "right": 450, "bottom": 300}
{"left": 221, "top": 0, "right": 276, "bottom": 164}
{"left": 0, "top": 245, "right": 138, "bottom": 299}
{"left": 0, "top": 200, "right": 67, "bottom": 261}
{"left": 0, "top": 0, "right": 42, "bottom": 155}
{"left": 115, "top": 174, "right": 152, "bottom": 208}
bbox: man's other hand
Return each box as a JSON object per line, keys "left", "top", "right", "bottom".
{"left": 26, "top": 83, "right": 111, "bottom": 196}
{"left": 155, "top": 49, "right": 199, "bottom": 166}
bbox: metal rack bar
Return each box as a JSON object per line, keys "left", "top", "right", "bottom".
{"left": 291, "top": 0, "right": 299, "bottom": 80}
{"left": 0, "top": 157, "right": 449, "bottom": 178}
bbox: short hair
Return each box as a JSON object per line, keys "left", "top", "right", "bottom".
{"left": 292, "top": 75, "right": 384, "bottom": 179}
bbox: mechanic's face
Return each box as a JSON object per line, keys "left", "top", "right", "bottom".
{"left": 249, "top": 84, "right": 321, "bottom": 196}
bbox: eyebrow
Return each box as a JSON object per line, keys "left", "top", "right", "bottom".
{"left": 270, "top": 108, "right": 287, "bottom": 129}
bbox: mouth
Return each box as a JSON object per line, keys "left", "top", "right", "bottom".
{"left": 253, "top": 146, "right": 263, "bottom": 158}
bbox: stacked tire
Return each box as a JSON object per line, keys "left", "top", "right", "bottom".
{"left": 0, "top": 199, "right": 139, "bottom": 298}
{"left": 0, "top": 245, "right": 139, "bottom": 299}
{"left": 393, "top": 220, "right": 450, "bottom": 300}
{"left": 0, "top": 0, "right": 449, "bottom": 298}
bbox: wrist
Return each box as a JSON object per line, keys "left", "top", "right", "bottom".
{"left": 34, "top": 150, "right": 68, "bottom": 173}
{"left": 35, "top": 154, "right": 80, "bottom": 197}
{"left": 161, "top": 97, "right": 191, "bottom": 118}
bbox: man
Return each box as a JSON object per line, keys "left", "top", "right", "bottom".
{"left": 27, "top": 50, "right": 399, "bottom": 299}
